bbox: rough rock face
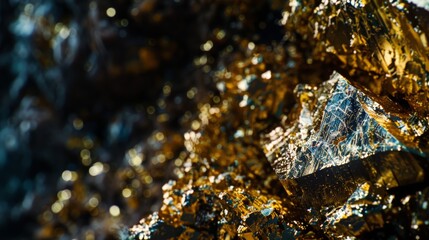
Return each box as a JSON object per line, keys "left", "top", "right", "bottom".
{"left": 126, "top": 0, "right": 429, "bottom": 239}
{"left": 122, "top": 0, "right": 429, "bottom": 239}
{"left": 2, "top": 0, "right": 429, "bottom": 239}
{"left": 284, "top": 0, "right": 429, "bottom": 116}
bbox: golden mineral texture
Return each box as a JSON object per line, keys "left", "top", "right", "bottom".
{"left": 126, "top": 0, "right": 429, "bottom": 239}
{"left": 284, "top": 0, "right": 429, "bottom": 116}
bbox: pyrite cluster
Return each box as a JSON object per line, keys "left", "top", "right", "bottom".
{"left": 127, "top": 0, "right": 429, "bottom": 239}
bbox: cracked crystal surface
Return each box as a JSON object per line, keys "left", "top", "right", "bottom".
{"left": 262, "top": 72, "right": 422, "bottom": 180}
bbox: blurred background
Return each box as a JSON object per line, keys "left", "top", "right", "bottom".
{"left": 0, "top": 0, "right": 283, "bottom": 239}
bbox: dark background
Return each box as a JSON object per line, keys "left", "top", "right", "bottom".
{"left": 0, "top": 0, "right": 283, "bottom": 238}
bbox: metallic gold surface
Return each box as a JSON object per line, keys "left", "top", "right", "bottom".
{"left": 126, "top": 0, "right": 429, "bottom": 239}
{"left": 284, "top": 0, "right": 429, "bottom": 116}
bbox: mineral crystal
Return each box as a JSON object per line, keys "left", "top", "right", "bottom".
{"left": 127, "top": 0, "right": 429, "bottom": 239}
{"left": 263, "top": 72, "right": 417, "bottom": 179}
{"left": 262, "top": 72, "right": 427, "bottom": 207}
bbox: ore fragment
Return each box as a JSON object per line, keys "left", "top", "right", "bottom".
{"left": 285, "top": 0, "right": 429, "bottom": 116}
{"left": 3, "top": 0, "right": 429, "bottom": 239}
{"left": 263, "top": 72, "right": 429, "bottom": 218}
{"left": 128, "top": 0, "right": 429, "bottom": 239}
